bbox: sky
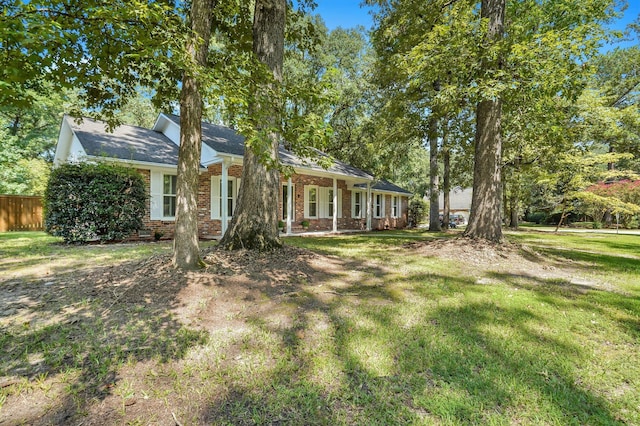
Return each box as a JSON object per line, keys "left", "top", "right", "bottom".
{"left": 315, "top": 0, "right": 640, "bottom": 47}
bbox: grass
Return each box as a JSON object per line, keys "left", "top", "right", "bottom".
{"left": 1, "top": 230, "right": 639, "bottom": 424}
{"left": 0, "top": 231, "right": 216, "bottom": 280}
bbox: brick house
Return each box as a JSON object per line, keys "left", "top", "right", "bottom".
{"left": 54, "top": 114, "right": 412, "bottom": 239}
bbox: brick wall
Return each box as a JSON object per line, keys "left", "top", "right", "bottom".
{"left": 133, "top": 166, "right": 407, "bottom": 240}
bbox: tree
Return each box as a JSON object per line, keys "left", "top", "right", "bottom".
{"left": 219, "top": 0, "right": 286, "bottom": 250}
{"left": 172, "top": 0, "right": 214, "bottom": 269}
{"left": 463, "top": 0, "right": 505, "bottom": 242}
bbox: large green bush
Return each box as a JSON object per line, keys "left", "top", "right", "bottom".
{"left": 44, "top": 162, "right": 147, "bottom": 243}
{"left": 408, "top": 197, "right": 427, "bottom": 228}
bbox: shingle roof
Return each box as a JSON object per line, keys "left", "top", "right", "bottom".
{"left": 165, "top": 114, "right": 373, "bottom": 180}
{"left": 68, "top": 116, "right": 179, "bottom": 166}
{"left": 355, "top": 180, "right": 413, "bottom": 195}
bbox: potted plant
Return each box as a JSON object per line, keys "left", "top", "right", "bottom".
{"left": 278, "top": 220, "right": 285, "bottom": 232}
{"left": 301, "top": 220, "right": 310, "bottom": 230}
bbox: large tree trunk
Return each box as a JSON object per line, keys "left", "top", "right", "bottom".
{"left": 428, "top": 115, "right": 441, "bottom": 232}
{"left": 463, "top": 0, "right": 505, "bottom": 243}
{"left": 219, "top": 0, "right": 285, "bottom": 251}
{"left": 172, "top": 0, "right": 213, "bottom": 269}
{"left": 443, "top": 143, "right": 451, "bottom": 230}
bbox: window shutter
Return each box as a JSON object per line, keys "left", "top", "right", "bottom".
{"left": 149, "top": 171, "right": 163, "bottom": 220}
{"left": 211, "top": 176, "right": 221, "bottom": 219}
{"left": 382, "top": 194, "right": 387, "bottom": 218}
{"left": 303, "top": 185, "right": 309, "bottom": 218}
{"left": 316, "top": 187, "right": 328, "bottom": 219}
{"left": 338, "top": 189, "right": 343, "bottom": 218}
{"left": 351, "top": 191, "right": 356, "bottom": 218}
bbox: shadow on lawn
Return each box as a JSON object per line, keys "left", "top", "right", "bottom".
{"left": 199, "top": 243, "right": 629, "bottom": 424}
{"left": 0, "top": 259, "right": 207, "bottom": 425}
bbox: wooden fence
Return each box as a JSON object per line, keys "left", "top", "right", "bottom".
{"left": 0, "top": 195, "right": 44, "bottom": 232}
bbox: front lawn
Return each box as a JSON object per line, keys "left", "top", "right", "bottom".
{"left": 1, "top": 230, "right": 638, "bottom": 424}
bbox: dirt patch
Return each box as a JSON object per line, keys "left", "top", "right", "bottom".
{"left": 404, "top": 237, "right": 606, "bottom": 290}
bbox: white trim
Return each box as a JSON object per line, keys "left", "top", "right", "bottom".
{"left": 282, "top": 183, "right": 296, "bottom": 222}
{"left": 374, "top": 193, "right": 385, "bottom": 218}
{"left": 211, "top": 175, "right": 237, "bottom": 220}
{"left": 366, "top": 184, "right": 372, "bottom": 230}
{"left": 286, "top": 178, "right": 293, "bottom": 234}
{"left": 304, "top": 185, "right": 319, "bottom": 219}
{"left": 150, "top": 171, "right": 177, "bottom": 221}
{"left": 351, "top": 190, "right": 366, "bottom": 219}
{"left": 391, "top": 196, "right": 399, "bottom": 218}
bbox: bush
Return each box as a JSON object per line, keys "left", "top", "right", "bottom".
{"left": 44, "top": 162, "right": 147, "bottom": 243}
{"left": 525, "top": 212, "right": 547, "bottom": 224}
{"left": 408, "top": 198, "right": 427, "bottom": 228}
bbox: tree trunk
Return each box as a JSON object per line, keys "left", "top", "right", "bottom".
{"left": 219, "top": 0, "right": 285, "bottom": 251}
{"left": 508, "top": 191, "right": 518, "bottom": 229}
{"left": 555, "top": 198, "right": 568, "bottom": 232}
{"left": 508, "top": 157, "right": 520, "bottom": 229}
{"left": 172, "top": 0, "right": 213, "bottom": 269}
{"left": 463, "top": 0, "right": 505, "bottom": 243}
{"left": 428, "top": 115, "right": 441, "bottom": 232}
{"left": 442, "top": 139, "right": 451, "bottom": 231}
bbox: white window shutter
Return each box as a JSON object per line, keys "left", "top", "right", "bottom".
{"left": 303, "top": 185, "right": 309, "bottom": 218}
{"left": 338, "top": 189, "right": 343, "bottom": 218}
{"left": 149, "top": 171, "right": 163, "bottom": 220}
{"left": 318, "top": 187, "right": 329, "bottom": 218}
{"left": 211, "top": 176, "right": 221, "bottom": 219}
{"left": 382, "top": 194, "right": 387, "bottom": 218}
{"left": 351, "top": 191, "right": 356, "bottom": 218}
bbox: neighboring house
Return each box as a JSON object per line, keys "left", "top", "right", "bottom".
{"left": 437, "top": 187, "right": 472, "bottom": 224}
{"left": 54, "top": 114, "right": 412, "bottom": 239}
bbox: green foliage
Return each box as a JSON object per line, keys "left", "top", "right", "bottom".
{"left": 44, "top": 162, "right": 147, "bottom": 243}
{"left": 525, "top": 211, "right": 548, "bottom": 224}
{"left": 407, "top": 197, "right": 427, "bottom": 227}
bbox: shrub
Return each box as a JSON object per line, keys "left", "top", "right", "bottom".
{"left": 525, "top": 211, "right": 547, "bottom": 224}
{"left": 44, "top": 162, "right": 147, "bottom": 243}
{"left": 408, "top": 198, "right": 427, "bottom": 228}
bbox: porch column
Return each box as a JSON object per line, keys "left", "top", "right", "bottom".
{"left": 332, "top": 178, "right": 338, "bottom": 232}
{"left": 286, "top": 177, "right": 293, "bottom": 235}
{"left": 221, "top": 160, "right": 228, "bottom": 236}
{"left": 366, "top": 182, "right": 372, "bottom": 231}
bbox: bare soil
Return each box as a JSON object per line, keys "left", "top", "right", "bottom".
{"left": 0, "top": 237, "right": 604, "bottom": 425}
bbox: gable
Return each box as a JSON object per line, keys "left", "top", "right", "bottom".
{"left": 66, "top": 116, "right": 180, "bottom": 166}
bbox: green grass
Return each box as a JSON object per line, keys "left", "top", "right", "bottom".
{"left": 1, "top": 230, "right": 638, "bottom": 424}
{"left": 0, "top": 231, "right": 216, "bottom": 280}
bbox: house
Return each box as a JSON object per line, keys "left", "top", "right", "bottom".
{"left": 54, "top": 114, "right": 412, "bottom": 239}
{"left": 437, "top": 187, "right": 472, "bottom": 224}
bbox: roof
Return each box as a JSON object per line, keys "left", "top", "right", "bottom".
{"left": 68, "top": 116, "right": 180, "bottom": 166}
{"left": 165, "top": 114, "right": 373, "bottom": 180}
{"left": 355, "top": 180, "right": 413, "bottom": 195}
{"left": 62, "top": 114, "right": 411, "bottom": 190}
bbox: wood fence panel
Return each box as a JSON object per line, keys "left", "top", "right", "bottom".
{"left": 0, "top": 195, "right": 44, "bottom": 232}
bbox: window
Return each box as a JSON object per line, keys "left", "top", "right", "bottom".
{"left": 352, "top": 191, "right": 365, "bottom": 218}
{"left": 163, "top": 175, "right": 177, "bottom": 217}
{"left": 392, "top": 196, "right": 399, "bottom": 218}
{"left": 374, "top": 193, "right": 384, "bottom": 218}
{"left": 309, "top": 187, "right": 317, "bottom": 217}
{"left": 282, "top": 184, "right": 295, "bottom": 220}
{"left": 221, "top": 179, "right": 234, "bottom": 218}
{"left": 211, "top": 176, "right": 237, "bottom": 219}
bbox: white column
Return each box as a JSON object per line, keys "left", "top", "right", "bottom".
{"left": 287, "top": 177, "right": 293, "bottom": 235}
{"left": 332, "top": 178, "right": 338, "bottom": 232}
{"left": 366, "top": 183, "right": 372, "bottom": 231}
{"left": 221, "top": 161, "right": 228, "bottom": 236}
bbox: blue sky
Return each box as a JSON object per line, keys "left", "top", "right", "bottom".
{"left": 315, "top": 0, "right": 639, "bottom": 46}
